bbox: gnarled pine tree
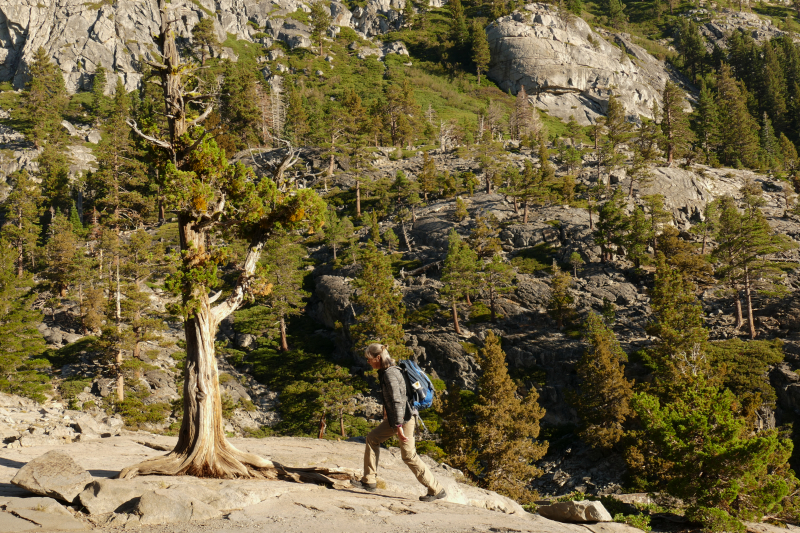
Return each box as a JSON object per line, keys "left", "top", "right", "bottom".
{"left": 120, "top": 0, "right": 331, "bottom": 481}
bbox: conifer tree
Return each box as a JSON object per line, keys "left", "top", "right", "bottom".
{"left": 692, "top": 80, "right": 719, "bottom": 165}
{"left": 572, "top": 312, "right": 632, "bottom": 449}
{"left": 220, "top": 61, "right": 261, "bottom": 149}
{"left": 0, "top": 242, "right": 49, "bottom": 402}
{"left": 471, "top": 21, "right": 491, "bottom": 86}
{"left": 630, "top": 377, "right": 796, "bottom": 532}
{"left": 548, "top": 261, "right": 575, "bottom": 329}
{"left": 42, "top": 213, "right": 80, "bottom": 298}
{"left": 656, "top": 226, "right": 714, "bottom": 286}
{"left": 642, "top": 194, "right": 671, "bottom": 254}
{"left": 627, "top": 114, "right": 660, "bottom": 197}
{"left": 309, "top": 0, "right": 332, "bottom": 57}
{"left": 321, "top": 210, "right": 351, "bottom": 263}
{"left": 568, "top": 251, "right": 585, "bottom": 277}
{"left": 256, "top": 232, "right": 309, "bottom": 352}
{"left": 285, "top": 86, "right": 309, "bottom": 144}
{"left": 660, "top": 81, "right": 693, "bottom": 166}
{"left": 646, "top": 253, "right": 709, "bottom": 391}
{"left": 312, "top": 366, "right": 357, "bottom": 438}
{"left": 468, "top": 214, "right": 502, "bottom": 258}
{"left": 471, "top": 331, "right": 547, "bottom": 501}
{"left": 191, "top": 17, "right": 220, "bottom": 66}
{"left": 482, "top": 254, "right": 515, "bottom": 322}
{"left": 1, "top": 170, "right": 42, "bottom": 278}
{"left": 759, "top": 111, "right": 780, "bottom": 169}
{"left": 716, "top": 64, "right": 760, "bottom": 168}
{"left": 625, "top": 205, "right": 652, "bottom": 268}
{"left": 594, "top": 188, "right": 629, "bottom": 262}
{"left": 600, "top": 95, "right": 634, "bottom": 180}
{"left": 780, "top": 133, "right": 798, "bottom": 172}
{"left": 454, "top": 197, "right": 469, "bottom": 221}
{"left": 689, "top": 200, "right": 719, "bottom": 255}
{"left": 436, "top": 382, "right": 472, "bottom": 470}
{"left": 418, "top": 151, "right": 437, "bottom": 201}
{"left": 351, "top": 241, "right": 409, "bottom": 358}
{"left": 38, "top": 145, "right": 72, "bottom": 215}
{"left": 441, "top": 230, "right": 479, "bottom": 334}
{"left": 24, "top": 47, "right": 68, "bottom": 148}
{"left": 713, "top": 195, "right": 796, "bottom": 339}
{"left": 90, "top": 65, "right": 109, "bottom": 123}
{"left": 449, "top": 0, "right": 469, "bottom": 50}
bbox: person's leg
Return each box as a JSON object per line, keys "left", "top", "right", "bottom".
{"left": 398, "top": 417, "right": 443, "bottom": 495}
{"left": 362, "top": 419, "right": 394, "bottom": 484}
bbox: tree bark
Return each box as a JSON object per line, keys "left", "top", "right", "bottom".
{"left": 490, "top": 292, "right": 496, "bottom": 322}
{"left": 735, "top": 293, "right": 744, "bottom": 330}
{"left": 356, "top": 180, "right": 361, "bottom": 218}
{"left": 400, "top": 220, "right": 413, "bottom": 252}
{"left": 451, "top": 300, "right": 461, "bottom": 335}
{"left": 523, "top": 201, "right": 529, "bottom": 224}
{"left": 326, "top": 153, "right": 334, "bottom": 192}
{"left": 512, "top": 197, "right": 519, "bottom": 215}
{"left": 318, "top": 414, "right": 327, "bottom": 439}
{"left": 745, "top": 269, "right": 756, "bottom": 339}
{"left": 332, "top": 242, "right": 337, "bottom": 262}
{"left": 116, "top": 254, "right": 124, "bottom": 402}
{"left": 279, "top": 316, "right": 289, "bottom": 351}
{"left": 339, "top": 410, "right": 346, "bottom": 437}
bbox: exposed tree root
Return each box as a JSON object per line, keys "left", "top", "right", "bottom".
{"left": 118, "top": 444, "right": 354, "bottom": 487}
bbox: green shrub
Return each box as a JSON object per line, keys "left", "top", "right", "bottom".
{"left": 115, "top": 397, "right": 171, "bottom": 427}
{"left": 60, "top": 378, "right": 92, "bottom": 400}
{"left": 614, "top": 513, "right": 651, "bottom": 532}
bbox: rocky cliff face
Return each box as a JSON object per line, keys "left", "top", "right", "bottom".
{"left": 487, "top": 3, "right": 677, "bottom": 124}
{"left": 0, "top": 0, "right": 412, "bottom": 94}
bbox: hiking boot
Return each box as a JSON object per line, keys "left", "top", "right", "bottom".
{"left": 351, "top": 479, "right": 378, "bottom": 492}
{"left": 419, "top": 489, "right": 446, "bottom": 502}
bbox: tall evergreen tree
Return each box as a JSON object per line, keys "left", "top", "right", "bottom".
{"left": 351, "top": 241, "right": 409, "bottom": 358}
{"left": 482, "top": 254, "right": 515, "bottom": 322}
{"left": 191, "top": 17, "right": 220, "bottom": 66}
{"left": 646, "top": 253, "right": 709, "bottom": 392}
{"left": 1, "top": 170, "right": 41, "bottom": 277}
{"left": 716, "top": 64, "right": 760, "bottom": 168}
{"left": 471, "top": 21, "right": 491, "bottom": 86}
{"left": 548, "top": 261, "right": 575, "bottom": 329}
{"left": 759, "top": 111, "right": 780, "bottom": 169}
{"left": 625, "top": 205, "right": 652, "bottom": 268}
{"left": 660, "top": 81, "right": 693, "bottom": 166}
{"left": 692, "top": 80, "right": 719, "bottom": 165}
{"left": 572, "top": 312, "right": 633, "bottom": 449}
{"left": 594, "top": 188, "right": 629, "bottom": 262}
{"left": 0, "top": 242, "right": 49, "bottom": 402}
{"left": 713, "top": 195, "right": 796, "bottom": 339}
{"left": 309, "top": 0, "right": 332, "bottom": 57}
{"left": 441, "top": 230, "right": 479, "bottom": 334}
{"left": 470, "top": 331, "right": 547, "bottom": 501}
{"left": 600, "top": 95, "right": 634, "bottom": 180}
{"left": 322, "top": 209, "right": 353, "bottom": 262}
{"left": 24, "top": 47, "right": 68, "bottom": 148}
{"left": 90, "top": 65, "right": 109, "bottom": 123}
{"left": 257, "top": 232, "right": 309, "bottom": 351}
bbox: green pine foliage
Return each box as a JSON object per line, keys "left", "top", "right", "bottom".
{"left": 631, "top": 377, "right": 797, "bottom": 532}
{"left": 469, "top": 331, "right": 547, "bottom": 501}
{"left": 351, "top": 241, "right": 409, "bottom": 358}
{"left": 441, "top": 229, "right": 479, "bottom": 333}
{"left": 572, "top": 312, "right": 633, "bottom": 449}
{"left": 24, "top": 47, "right": 68, "bottom": 148}
{"left": 0, "top": 242, "right": 50, "bottom": 402}
{"left": 547, "top": 261, "right": 575, "bottom": 329}
{"left": 594, "top": 188, "right": 629, "bottom": 262}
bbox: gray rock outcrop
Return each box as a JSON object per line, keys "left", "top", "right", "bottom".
{"left": 10, "top": 450, "right": 93, "bottom": 503}
{"left": 537, "top": 500, "right": 613, "bottom": 522}
{"left": 487, "top": 3, "right": 677, "bottom": 124}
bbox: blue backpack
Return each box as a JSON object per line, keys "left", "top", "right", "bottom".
{"left": 398, "top": 360, "right": 435, "bottom": 411}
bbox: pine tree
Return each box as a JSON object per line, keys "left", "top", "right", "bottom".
{"left": 759, "top": 111, "right": 780, "bottom": 169}
{"left": 625, "top": 205, "right": 652, "bottom": 268}
{"left": 312, "top": 366, "right": 357, "bottom": 438}
{"left": 351, "top": 241, "right": 409, "bottom": 358}
{"left": 257, "top": 232, "right": 309, "bottom": 351}
{"left": 42, "top": 213, "right": 80, "bottom": 298}
{"left": 0, "top": 170, "right": 42, "bottom": 277}
{"left": 383, "top": 227, "right": 398, "bottom": 252}
{"left": 646, "top": 253, "right": 709, "bottom": 392}
{"left": 628, "top": 113, "right": 660, "bottom": 196}
{"left": 716, "top": 64, "right": 760, "bottom": 168}
{"left": 90, "top": 65, "right": 109, "bottom": 123}
{"left": 689, "top": 199, "right": 719, "bottom": 255}
{"left": 418, "top": 151, "right": 437, "bottom": 201}
{"left": 594, "top": 188, "right": 629, "bottom": 262}
{"left": 569, "top": 251, "right": 585, "bottom": 277}
{"left": 660, "top": 81, "right": 693, "bottom": 166}
{"left": 780, "top": 133, "right": 798, "bottom": 172}
{"left": 0, "top": 242, "right": 49, "bottom": 402}
{"left": 572, "top": 312, "right": 633, "bottom": 449}
{"left": 692, "top": 80, "right": 719, "bottom": 165}
{"left": 24, "top": 47, "right": 68, "bottom": 148}
{"left": 449, "top": 0, "right": 469, "bottom": 48}
{"left": 712, "top": 195, "right": 796, "bottom": 339}
{"left": 482, "top": 254, "right": 515, "bottom": 322}
{"left": 220, "top": 62, "right": 261, "bottom": 149}
{"left": 285, "top": 86, "right": 309, "bottom": 144}
{"left": 548, "top": 261, "right": 575, "bottom": 329}
{"left": 471, "top": 331, "right": 547, "bottom": 501}
{"left": 436, "top": 382, "right": 473, "bottom": 470}
{"left": 441, "top": 230, "right": 479, "bottom": 334}
{"left": 642, "top": 194, "right": 672, "bottom": 254}
{"left": 471, "top": 21, "right": 491, "bottom": 86}
{"left": 600, "top": 95, "right": 634, "bottom": 180}
{"left": 38, "top": 144, "right": 72, "bottom": 215}
{"left": 630, "top": 377, "right": 796, "bottom": 532}
{"left": 191, "top": 17, "right": 220, "bottom": 66}
{"left": 309, "top": 0, "right": 332, "bottom": 57}
{"left": 454, "top": 197, "right": 469, "bottom": 221}
{"left": 468, "top": 214, "right": 502, "bottom": 258}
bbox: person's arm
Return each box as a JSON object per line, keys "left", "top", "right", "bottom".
{"left": 385, "top": 368, "right": 407, "bottom": 428}
{"left": 396, "top": 425, "right": 409, "bottom": 443}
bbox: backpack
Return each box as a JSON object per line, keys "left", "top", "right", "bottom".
{"left": 398, "top": 360, "right": 435, "bottom": 411}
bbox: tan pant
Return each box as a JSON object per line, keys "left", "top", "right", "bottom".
{"left": 362, "top": 417, "right": 443, "bottom": 495}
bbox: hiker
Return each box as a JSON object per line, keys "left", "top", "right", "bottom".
{"left": 352, "top": 343, "right": 447, "bottom": 502}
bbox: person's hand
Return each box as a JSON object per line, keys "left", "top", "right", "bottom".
{"left": 396, "top": 426, "right": 409, "bottom": 443}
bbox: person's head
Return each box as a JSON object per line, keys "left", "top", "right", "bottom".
{"left": 364, "top": 343, "right": 395, "bottom": 370}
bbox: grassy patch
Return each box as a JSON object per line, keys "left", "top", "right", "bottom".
{"left": 45, "top": 337, "right": 99, "bottom": 368}
{"left": 406, "top": 302, "right": 441, "bottom": 326}
{"left": 511, "top": 243, "right": 560, "bottom": 274}
{"left": 389, "top": 254, "right": 421, "bottom": 277}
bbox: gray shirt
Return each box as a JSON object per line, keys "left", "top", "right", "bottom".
{"left": 378, "top": 366, "right": 411, "bottom": 427}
